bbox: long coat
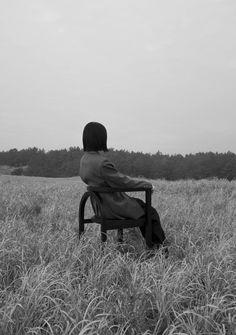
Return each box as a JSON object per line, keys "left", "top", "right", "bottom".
{"left": 79, "top": 151, "right": 152, "bottom": 219}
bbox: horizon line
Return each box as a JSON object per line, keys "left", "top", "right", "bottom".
{"left": 0, "top": 146, "right": 235, "bottom": 157}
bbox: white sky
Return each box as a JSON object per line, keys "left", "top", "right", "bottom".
{"left": 0, "top": 0, "right": 236, "bottom": 154}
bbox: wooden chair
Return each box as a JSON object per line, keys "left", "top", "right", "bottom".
{"left": 78, "top": 186, "right": 153, "bottom": 247}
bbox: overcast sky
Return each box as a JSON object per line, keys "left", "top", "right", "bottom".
{"left": 0, "top": 0, "right": 236, "bottom": 155}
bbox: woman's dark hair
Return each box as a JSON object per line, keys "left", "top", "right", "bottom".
{"left": 82, "top": 122, "right": 108, "bottom": 151}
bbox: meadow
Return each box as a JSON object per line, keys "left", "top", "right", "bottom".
{"left": 0, "top": 175, "right": 235, "bottom": 335}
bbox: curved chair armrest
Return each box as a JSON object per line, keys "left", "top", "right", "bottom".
{"left": 79, "top": 190, "right": 102, "bottom": 209}
{"left": 79, "top": 190, "right": 101, "bottom": 218}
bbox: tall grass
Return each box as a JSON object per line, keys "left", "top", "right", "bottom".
{"left": 0, "top": 175, "right": 235, "bottom": 334}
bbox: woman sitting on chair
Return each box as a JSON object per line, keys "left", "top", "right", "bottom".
{"left": 79, "top": 122, "right": 166, "bottom": 249}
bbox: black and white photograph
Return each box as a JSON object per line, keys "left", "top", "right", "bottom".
{"left": 0, "top": 1, "right": 236, "bottom": 334}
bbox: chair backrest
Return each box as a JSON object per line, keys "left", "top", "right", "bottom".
{"left": 86, "top": 186, "right": 152, "bottom": 212}
{"left": 87, "top": 186, "right": 151, "bottom": 194}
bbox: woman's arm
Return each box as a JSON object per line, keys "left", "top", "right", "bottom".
{"left": 101, "top": 159, "right": 152, "bottom": 189}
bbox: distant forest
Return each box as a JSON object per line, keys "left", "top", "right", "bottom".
{"left": 0, "top": 147, "right": 235, "bottom": 180}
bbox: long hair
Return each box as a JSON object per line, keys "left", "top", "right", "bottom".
{"left": 82, "top": 122, "right": 108, "bottom": 152}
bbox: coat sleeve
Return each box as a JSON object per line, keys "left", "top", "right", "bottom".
{"left": 100, "top": 159, "right": 152, "bottom": 189}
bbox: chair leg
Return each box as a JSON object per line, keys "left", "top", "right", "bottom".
{"left": 78, "top": 192, "right": 91, "bottom": 239}
{"left": 79, "top": 222, "right": 84, "bottom": 239}
{"left": 145, "top": 189, "right": 153, "bottom": 248}
{"left": 117, "top": 228, "right": 123, "bottom": 243}
{"left": 101, "top": 226, "right": 107, "bottom": 242}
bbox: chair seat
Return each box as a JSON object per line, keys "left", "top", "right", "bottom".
{"left": 91, "top": 215, "right": 145, "bottom": 230}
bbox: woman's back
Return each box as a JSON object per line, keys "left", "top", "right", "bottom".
{"left": 80, "top": 151, "right": 148, "bottom": 219}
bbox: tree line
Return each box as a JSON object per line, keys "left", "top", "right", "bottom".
{"left": 0, "top": 147, "right": 235, "bottom": 180}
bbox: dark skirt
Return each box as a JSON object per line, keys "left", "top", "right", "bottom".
{"left": 133, "top": 197, "right": 166, "bottom": 246}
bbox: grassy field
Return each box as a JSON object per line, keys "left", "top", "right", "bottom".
{"left": 0, "top": 175, "right": 235, "bottom": 335}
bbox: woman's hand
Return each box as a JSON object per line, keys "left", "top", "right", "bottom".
{"left": 143, "top": 183, "right": 155, "bottom": 193}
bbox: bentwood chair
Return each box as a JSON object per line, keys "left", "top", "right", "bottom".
{"left": 78, "top": 186, "right": 153, "bottom": 247}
